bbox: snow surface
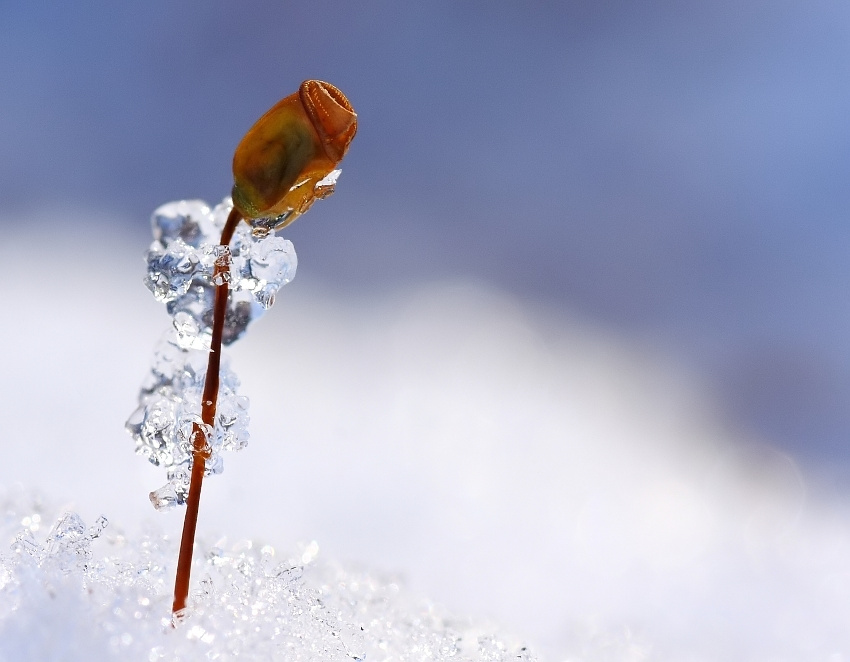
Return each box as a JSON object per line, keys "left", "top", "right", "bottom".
{"left": 0, "top": 210, "right": 849, "bottom": 659}
{"left": 0, "top": 490, "right": 537, "bottom": 661}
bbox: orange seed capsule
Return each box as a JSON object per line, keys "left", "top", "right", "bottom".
{"left": 231, "top": 80, "right": 357, "bottom": 230}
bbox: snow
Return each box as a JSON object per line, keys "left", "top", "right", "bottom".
{"left": 0, "top": 209, "right": 849, "bottom": 659}
{"left": 0, "top": 491, "right": 537, "bottom": 661}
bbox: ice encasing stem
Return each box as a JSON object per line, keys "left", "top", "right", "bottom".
{"left": 172, "top": 206, "right": 243, "bottom": 617}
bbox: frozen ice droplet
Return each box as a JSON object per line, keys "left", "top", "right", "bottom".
{"left": 255, "top": 286, "right": 276, "bottom": 310}
{"left": 175, "top": 253, "right": 198, "bottom": 274}
{"left": 172, "top": 311, "right": 211, "bottom": 351}
{"left": 212, "top": 245, "right": 231, "bottom": 260}
{"left": 314, "top": 169, "right": 341, "bottom": 199}
{"left": 151, "top": 200, "right": 211, "bottom": 245}
{"left": 205, "top": 453, "right": 224, "bottom": 476}
{"left": 149, "top": 482, "right": 179, "bottom": 512}
{"left": 250, "top": 236, "right": 297, "bottom": 291}
{"left": 140, "top": 397, "right": 177, "bottom": 457}
{"left": 125, "top": 405, "right": 145, "bottom": 438}
{"left": 144, "top": 241, "right": 202, "bottom": 303}
{"left": 249, "top": 211, "right": 294, "bottom": 237}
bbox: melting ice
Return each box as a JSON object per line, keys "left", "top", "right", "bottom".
{"left": 127, "top": 198, "right": 296, "bottom": 509}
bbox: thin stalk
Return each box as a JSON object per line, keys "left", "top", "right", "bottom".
{"left": 172, "top": 207, "right": 243, "bottom": 618}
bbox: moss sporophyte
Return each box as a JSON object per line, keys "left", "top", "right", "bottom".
{"left": 124, "top": 81, "right": 357, "bottom": 619}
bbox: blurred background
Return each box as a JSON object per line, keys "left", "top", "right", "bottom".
{"left": 3, "top": 0, "right": 850, "bottom": 479}
{"left": 2, "top": 1, "right": 850, "bottom": 658}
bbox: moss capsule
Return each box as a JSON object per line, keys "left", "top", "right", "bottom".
{"left": 231, "top": 80, "right": 357, "bottom": 229}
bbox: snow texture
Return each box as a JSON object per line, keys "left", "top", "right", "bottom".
{"left": 0, "top": 491, "right": 537, "bottom": 662}
{"left": 126, "top": 199, "right": 296, "bottom": 509}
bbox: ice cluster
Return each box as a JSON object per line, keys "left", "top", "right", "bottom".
{"left": 126, "top": 199, "right": 297, "bottom": 510}
{"left": 0, "top": 493, "right": 537, "bottom": 662}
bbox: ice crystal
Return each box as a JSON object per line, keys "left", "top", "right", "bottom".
{"left": 10, "top": 510, "right": 106, "bottom": 574}
{"left": 127, "top": 198, "right": 296, "bottom": 509}
{"left": 144, "top": 198, "right": 297, "bottom": 345}
{"left": 0, "top": 495, "right": 536, "bottom": 662}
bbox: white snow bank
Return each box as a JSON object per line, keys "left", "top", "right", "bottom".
{"left": 0, "top": 490, "right": 538, "bottom": 662}
{"left": 0, "top": 212, "right": 849, "bottom": 659}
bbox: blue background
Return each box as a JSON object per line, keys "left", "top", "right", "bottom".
{"left": 2, "top": 1, "right": 850, "bottom": 485}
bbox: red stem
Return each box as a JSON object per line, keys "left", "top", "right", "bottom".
{"left": 172, "top": 207, "right": 243, "bottom": 617}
